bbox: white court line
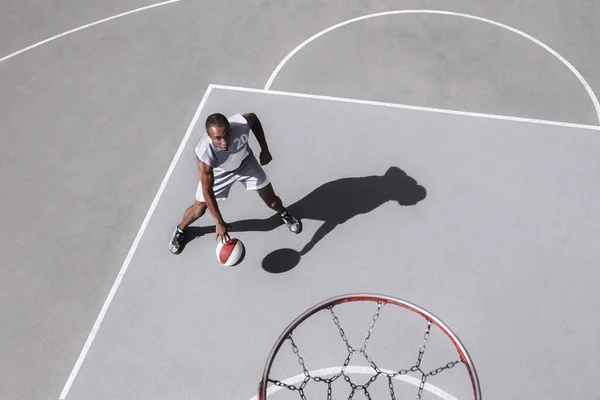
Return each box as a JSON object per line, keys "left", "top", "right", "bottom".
{"left": 0, "top": 0, "right": 183, "bottom": 64}
{"left": 248, "top": 366, "right": 457, "bottom": 400}
{"left": 212, "top": 84, "right": 600, "bottom": 131}
{"left": 263, "top": 9, "right": 600, "bottom": 125}
{"left": 58, "top": 84, "right": 214, "bottom": 400}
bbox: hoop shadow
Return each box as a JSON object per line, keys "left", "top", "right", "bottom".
{"left": 221, "top": 166, "right": 426, "bottom": 273}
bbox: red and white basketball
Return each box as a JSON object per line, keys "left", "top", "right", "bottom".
{"left": 215, "top": 238, "right": 245, "bottom": 266}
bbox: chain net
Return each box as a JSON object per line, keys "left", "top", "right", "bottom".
{"left": 266, "top": 302, "right": 464, "bottom": 400}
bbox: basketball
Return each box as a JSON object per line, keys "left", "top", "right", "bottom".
{"left": 215, "top": 238, "right": 245, "bottom": 266}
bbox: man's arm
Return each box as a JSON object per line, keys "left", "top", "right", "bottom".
{"left": 242, "top": 112, "right": 272, "bottom": 165}
{"left": 198, "top": 158, "right": 229, "bottom": 239}
{"left": 242, "top": 112, "right": 269, "bottom": 151}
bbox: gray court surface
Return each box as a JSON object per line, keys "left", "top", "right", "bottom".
{"left": 2, "top": 1, "right": 600, "bottom": 399}
{"left": 61, "top": 87, "right": 600, "bottom": 399}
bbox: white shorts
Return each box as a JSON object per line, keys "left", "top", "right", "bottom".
{"left": 196, "top": 155, "right": 270, "bottom": 202}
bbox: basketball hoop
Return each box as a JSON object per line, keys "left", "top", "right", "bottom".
{"left": 258, "top": 294, "right": 481, "bottom": 400}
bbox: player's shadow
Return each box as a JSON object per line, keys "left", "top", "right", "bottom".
{"left": 224, "top": 166, "right": 427, "bottom": 273}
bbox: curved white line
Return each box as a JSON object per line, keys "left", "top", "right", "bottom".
{"left": 0, "top": 0, "right": 182, "bottom": 64}
{"left": 248, "top": 366, "right": 457, "bottom": 400}
{"left": 264, "top": 9, "right": 600, "bottom": 124}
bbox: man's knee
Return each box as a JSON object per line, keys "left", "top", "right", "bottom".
{"left": 193, "top": 201, "right": 207, "bottom": 216}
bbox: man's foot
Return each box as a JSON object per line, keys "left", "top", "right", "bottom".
{"left": 169, "top": 225, "right": 185, "bottom": 254}
{"left": 280, "top": 210, "right": 302, "bottom": 234}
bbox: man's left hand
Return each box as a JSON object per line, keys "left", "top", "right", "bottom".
{"left": 259, "top": 149, "right": 273, "bottom": 165}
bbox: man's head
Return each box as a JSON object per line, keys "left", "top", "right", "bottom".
{"left": 205, "top": 113, "right": 230, "bottom": 151}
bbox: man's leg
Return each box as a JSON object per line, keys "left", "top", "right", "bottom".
{"left": 179, "top": 201, "right": 208, "bottom": 230}
{"left": 257, "top": 183, "right": 302, "bottom": 234}
{"left": 256, "top": 183, "right": 284, "bottom": 212}
{"left": 169, "top": 201, "right": 207, "bottom": 254}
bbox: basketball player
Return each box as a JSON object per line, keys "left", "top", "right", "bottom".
{"left": 169, "top": 112, "right": 301, "bottom": 254}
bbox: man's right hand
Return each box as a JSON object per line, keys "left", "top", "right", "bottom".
{"left": 216, "top": 221, "right": 231, "bottom": 243}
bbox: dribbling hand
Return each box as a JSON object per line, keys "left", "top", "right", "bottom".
{"left": 216, "top": 221, "right": 231, "bottom": 243}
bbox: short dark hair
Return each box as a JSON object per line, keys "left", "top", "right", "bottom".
{"left": 205, "top": 113, "right": 229, "bottom": 131}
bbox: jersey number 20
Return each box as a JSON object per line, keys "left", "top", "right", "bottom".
{"left": 233, "top": 134, "right": 248, "bottom": 150}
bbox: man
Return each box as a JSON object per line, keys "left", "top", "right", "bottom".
{"left": 169, "top": 112, "right": 301, "bottom": 254}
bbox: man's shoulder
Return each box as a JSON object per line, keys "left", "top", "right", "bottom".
{"left": 228, "top": 114, "right": 251, "bottom": 138}
{"left": 195, "top": 134, "right": 216, "bottom": 161}
{"left": 228, "top": 113, "right": 249, "bottom": 127}
{"left": 195, "top": 133, "right": 211, "bottom": 151}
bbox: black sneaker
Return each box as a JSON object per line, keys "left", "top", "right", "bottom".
{"left": 280, "top": 211, "right": 302, "bottom": 234}
{"left": 169, "top": 226, "right": 185, "bottom": 254}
